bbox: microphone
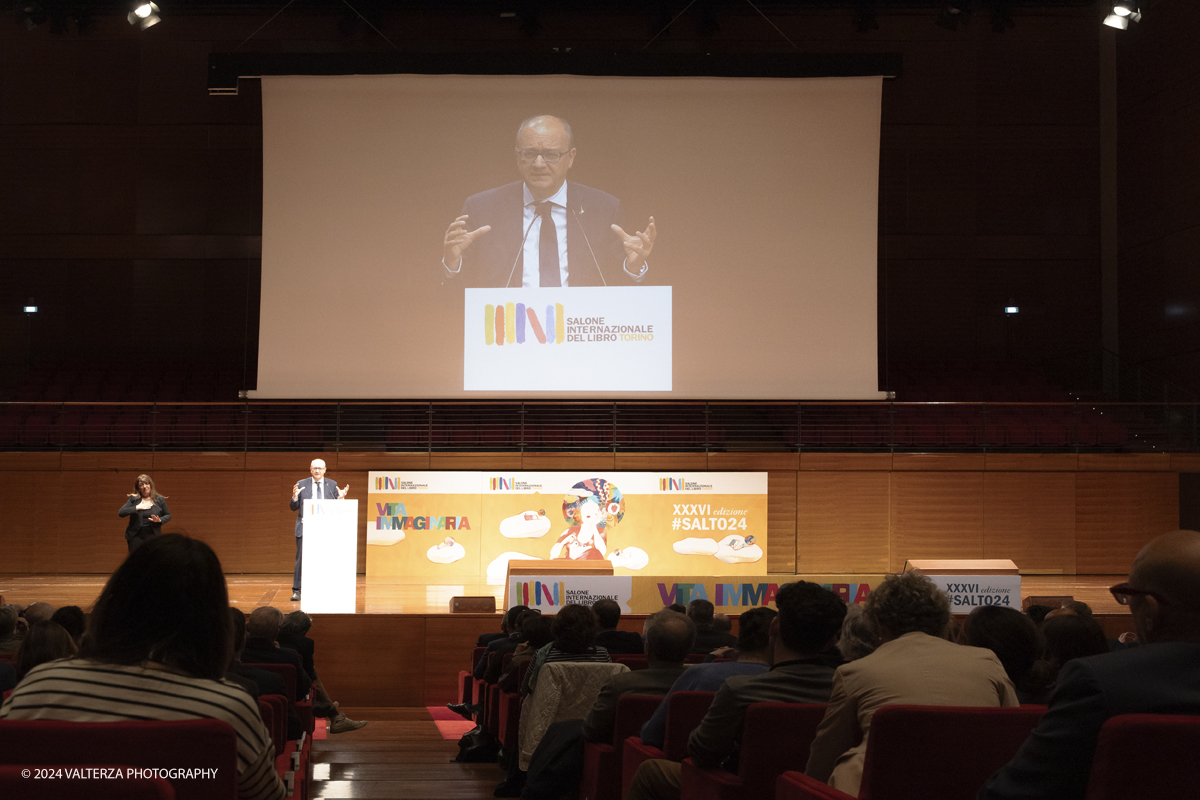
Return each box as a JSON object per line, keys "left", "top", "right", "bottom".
{"left": 570, "top": 207, "right": 608, "bottom": 287}
{"left": 504, "top": 212, "right": 542, "bottom": 289}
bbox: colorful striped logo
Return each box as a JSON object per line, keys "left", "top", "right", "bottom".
{"left": 515, "top": 580, "right": 566, "bottom": 607}
{"left": 484, "top": 303, "right": 565, "bottom": 345}
{"left": 659, "top": 478, "right": 683, "bottom": 491}
{"left": 375, "top": 477, "right": 400, "bottom": 490}
{"left": 491, "top": 478, "right": 513, "bottom": 491}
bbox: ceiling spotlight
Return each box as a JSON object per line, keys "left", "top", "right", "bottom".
{"left": 1103, "top": 13, "right": 1128, "bottom": 29}
{"left": 24, "top": 298, "right": 38, "bottom": 314}
{"left": 1105, "top": 1, "right": 1141, "bottom": 28}
{"left": 1005, "top": 306, "right": 1019, "bottom": 315}
{"left": 127, "top": 2, "right": 161, "bottom": 29}
{"left": 1113, "top": 0, "right": 1138, "bottom": 15}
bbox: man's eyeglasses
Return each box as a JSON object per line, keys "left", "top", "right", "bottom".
{"left": 516, "top": 149, "right": 568, "bottom": 164}
{"left": 1109, "top": 582, "right": 1169, "bottom": 606}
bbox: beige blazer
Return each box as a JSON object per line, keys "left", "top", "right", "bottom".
{"left": 805, "top": 631, "right": 1018, "bottom": 796}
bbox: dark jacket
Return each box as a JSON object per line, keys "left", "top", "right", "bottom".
{"left": 118, "top": 495, "right": 170, "bottom": 541}
{"left": 979, "top": 642, "right": 1200, "bottom": 800}
{"left": 277, "top": 631, "right": 318, "bottom": 681}
{"left": 691, "top": 625, "right": 738, "bottom": 654}
{"left": 594, "top": 629, "right": 645, "bottom": 656}
{"left": 582, "top": 664, "right": 690, "bottom": 743}
{"left": 241, "top": 637, "right": 313, "bottom": 700}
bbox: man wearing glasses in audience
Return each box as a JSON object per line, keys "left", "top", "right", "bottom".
{"left": 980, "top": 529, "right": 1200, "bottom": 799}
{"left": 440, "top": 115, "right": 657, "bottom": 288}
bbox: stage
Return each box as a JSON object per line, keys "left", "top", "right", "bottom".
{"left": 0, "top": 573, "right": 1134, "bottom": 707}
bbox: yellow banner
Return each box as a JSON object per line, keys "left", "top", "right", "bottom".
{"left": 630, "top": 574, "right": 884, "bottom": 614}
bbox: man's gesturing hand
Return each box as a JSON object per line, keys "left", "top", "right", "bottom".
{"left": 611, "top": 217, "right": 656, "bottom": 270}
{"left": 443, "top": 214, "right": 492, "bottom": 269}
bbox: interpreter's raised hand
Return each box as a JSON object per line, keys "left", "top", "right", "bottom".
{"left": 611, "top": 217, "right": 656, "bottom": 270}
{"left": 443, "top": 214, "right": 492, "bottom": 269}
{"left": 149, "top": 515, "right": 162, "bottom": 523}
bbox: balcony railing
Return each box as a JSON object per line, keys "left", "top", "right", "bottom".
{"left": 1, "top": 400, "right": 1197, "bottom": 453}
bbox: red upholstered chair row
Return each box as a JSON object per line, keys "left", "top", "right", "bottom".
{"left": 580, "top": 694, "right": 663, "bottom": 800}
{"left": 1083, "top": 713, "right": 1200, "bottom": 800}
{"left": 774, "top": 704, "right": 1045, "bottom": 800}
{"left": 245, "top": 662, "right": 314, "bottom": 736}
{"left": 622, "top": 691, "right": 717, "bottom": 796}
{"left": 682, "top": 702, "right": 827, "bottom": 800}
{"left": 0, "top": 719, "right": 239, "bottom": 800}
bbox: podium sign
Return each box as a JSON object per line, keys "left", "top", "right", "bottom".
{"left": 903, "top": 559, "right": 1021, "bottom": 613}
{"left": 301, "top": 499, "right": 358, "bottom": 613}
{"left": 463, "top": 286, "right": 672, "bottom": 391}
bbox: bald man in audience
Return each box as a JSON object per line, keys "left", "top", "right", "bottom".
{"left": 980, "top": 530, "right": 1200, "bottom": 800}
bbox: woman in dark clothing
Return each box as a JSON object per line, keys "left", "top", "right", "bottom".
{"left": 118, "top": 473, "right": 170, "bottom": 554}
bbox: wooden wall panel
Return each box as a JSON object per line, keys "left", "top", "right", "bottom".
{"left": 797, "top": 471, "right": 891, "bottom": 573}
{"left": 161, "top": 470, "right": 249, "bottom": 571}
{"left": 616, "top": 453, "right": 709, "bottom": 471}
{"left": 309, "top": 614, "right": 428, "bottom": 707}
{"left": 3, "top": 470, "right": 61, "bottom": 573}
{"left": 1076, "top": 472, "right": 1180, "bottom": 573}
{"left": 983, "top": 472, "right": 1076, "bottom": 573}
{"left": 424, "top": 615, "right": 502, "bottom": 706}
{"left": 240, "top": 471, "right": 295, "bottom": 573}
{"left": 766, "top": 472, "right": 797, "bottom": 573}
{"left": 890, "top": 472, "right": 985, "bottom": 572}
{"left": 53, "top": 470, "right": 138, "bottom": 574}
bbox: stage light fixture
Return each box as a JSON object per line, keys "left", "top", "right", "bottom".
{"left": 1104, "top": 1, "right": 1141, "bottom": 29}
{"left": 24, "top": 299, "right": 38, "bottom": 314}
{"left": 1005, "top": 306, "right": 1019, "bottom": 315}
{"left": 127, "top": 2, "right": 161, "bottom": 29}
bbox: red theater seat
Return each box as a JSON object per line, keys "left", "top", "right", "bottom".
{"left": 623, "top": 691, "right": 716, "bottom": 796}
{"left": 579, "top": 694, "right": 662, "bottom": 800}
{"left": 1084, "top": 714, "right": 1200, "bottom": 800}
{"left": 773, "top": 704, "right": 1045, "bottom": 800}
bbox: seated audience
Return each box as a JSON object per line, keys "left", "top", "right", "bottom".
{"left": 49, "top": 605, "right": 86, "bottom": 647}
{"left": 0, "top": 606, "right": 21, "bottom": 655}
{"left": 666, "top": 603, "right": 686, "bottom": 615}
{"left": 449, "top": 608, "right": 537, "bottom": 719}
{"left": 963, "top": 605, "right": 1044, "bottom": 703}
{"left": 0, "top": 534, "right": 286, "bottom": 800}
{"left": 627, "top": 582, "right": 847, "bottom": 800}
{"left": 688, "top": 599, "right": 738, "bottom": 653}
{"left": 592, "top": 598, "right": 644, "bottom": 654}
{"left": 1019, "top": 613, "right": 1110, "bottom": 704}
{"left": 713, "top": 613, "right": 733, "bottom": 634}
{"left": 475, "top": 605, "right": 532, "bottom": 680}
{"left": 478, "top": 611, "right": 517, "bottom": 648}
{"left": 227, "top": 607, "right": 302, "bottom": 740}
{"left": 805, "top": 570, "right": 1017, "bottom": 797}
{"left": 279, "top": 610, "right": 365, "bottom": 733}
{"left": 241, "top": 606, "right": 313, "bottom": 700}
{"left": 1045, "top": 600, "right": 1093, "bottom": 621}
{"left": 981, "top": 529, "right": 1200, "bottom": 799}
{"left": 0, "top": 660, "right": 15, "bottom": 694}
{"left": 639, "top": 606, "right": 775, "bottom": 749}
{"left": 22, "top": 602, "right": 55, "bottom": 627}
{"left": 1024, "top": 604, "right": 1054, "bottom": 625}
{"left": 498, "top": 613, "right": 554, "bottom": 693}
{"left": 836, "top": 603, "right": 880, "bottom": 662}
{"left": 522, "top": 603, "right": 611, "bottom": 694}
{"left": 14, "top": 621, "right": 77, "bottom": 682}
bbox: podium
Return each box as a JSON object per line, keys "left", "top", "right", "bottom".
{"left": 301, "top": 498, "right": 358, "bottom": 613}
{"left": 903, "top": 559, "right": 1021, "bottom": 613}
{"left": 503, "top": 559, "right": 613, "bottom": 608}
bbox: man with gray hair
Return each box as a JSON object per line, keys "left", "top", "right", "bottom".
{"left": 288, "top": 458, "right": 348, "bottom": 601}
{"left": 441, "top": 114, "right": 657, "bottom": 288}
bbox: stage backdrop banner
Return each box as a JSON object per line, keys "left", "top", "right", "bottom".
{"left": 367, "top": 471, "right": 768, "bottom": 584}
{"left": 504, "top": 574, "right": 884, "bottom": 613}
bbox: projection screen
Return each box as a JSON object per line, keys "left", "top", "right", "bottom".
{"left": 256, "top": 74, "right": 884, "bottom": 399}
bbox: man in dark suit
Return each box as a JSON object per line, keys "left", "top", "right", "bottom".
{"left": 592, "top": 598, "right": 644, "bottom": 655}
{"left": 979, "top": 529, "right": 1200, "bottom": 800}
{"left": 441, "top": 115, "right": 657, "bottom": 288}
{"left": 288, "top": 458, "right": 347, "bottom": 601}
{"left": 688, "top": 598, "right": 738, "bottom": 654}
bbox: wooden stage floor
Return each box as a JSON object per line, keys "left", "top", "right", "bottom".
{"left": 0, "top": 573, "right": 1131, "bottom": 616}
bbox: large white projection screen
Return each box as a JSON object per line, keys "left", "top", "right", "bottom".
{"left": 257, "top": 74, "right": 884, "bottom": 399}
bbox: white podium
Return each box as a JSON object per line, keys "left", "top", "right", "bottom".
{"left": 301, "top": 498, "right": 358, "bottom": 613}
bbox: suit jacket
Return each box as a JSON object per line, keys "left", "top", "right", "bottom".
{"left": 277, "top": 631, "right": 318, "bottom": 681}
{"left": 979, "top": 641, "right": 1200, "bottom": 800}
{"left": 232, "top": 659, "right": 303, "bottom": 742}
{"left": 688, "top": 654, "right": 841, "bottom": 768}
{"left": 805, "top": 632, "right": 1018, "bottom": 796}
{"left": 581, "top": 663, "right": 689, "bottom": 743}
{"left": 593, "top": 629, "right": 644, "bottom": 656}
{"left": 477, "top": 631, "right": 509, "bottom": 648}
{"left": 118, "top": 495, "right": 171, "bottom": 541}
{"left": 692, "top": 626, "right": 739, "bottom": 654}
{"left": 289, "top": 477, "right": 339, "bottom": 538}
{"left": 241, "top": 637, "right": 313, "bottom": 700}
{"left": 452, "top": 180, "right": 634, "bottom": 288}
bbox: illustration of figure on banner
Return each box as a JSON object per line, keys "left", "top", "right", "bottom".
{"left": 551, "top": 478, "right": 624, "bottom": 560}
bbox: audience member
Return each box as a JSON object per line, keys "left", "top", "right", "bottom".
{"left": 836, "top": 603, "right": 880, "bottom": 662}
{"left": 522, "top": 604, "right": 610, "bottom": 694}
{"left": 1044, "top": 599, "right": 1093, "bottom": 621}
{"left": 14, "top": 621, "right": 77, "bottom": 682}
{"left": 0, "top": 534, "right": 286, "bottom": 800}
{"left": 49, "top": 605, "right": 86, "bottom": 647}
{"left": 688, "top": 599, "right": 738, "bottom": 653}
{"left": 1017, "top": 613, "right": 1109, "bottom": 705}
{"left": 0, "top": 606, "right": 21, "bottom": 655}
{"left": 278, "top": 610, "right": 364, "bottom": 732}
{"left": 1024, "top": 604, "right": 1053, "bottom": 625}
{"left": 639, "top": 606, "right": 775, "bottom": 749}
{"left": 805, "top": 571, "right": 1017, "bottom": 796}
{"left": 227, "top": 607, "right": 302, "bottom": 740}
{"left": 498, "top": 613, "right": 554, "bottom": 693}
{"left": 476, "top": 605, "right": 531, "bottom": 680}
{"left": 592, "top": 598, "right": 644, "bottom": 654}
{"left": 242, "top": 607, "right": 314, "bottom": 700}
{"left": 712, "top": 613, "right": 733, "bottom": 634}
{"left": 0, "top": 660, "right": 15, "bottom": 694}
{"left": 666, "top": 603, "right": 686, "bottom": 615}
{"left": 23, "top": 602, "right": 55, "bottom": 626}
{"left": 627, "top": 582, "right": 847, "bottom": 800}
{"left": 478, "top": 609, "right": 518, "bottom": 647}
{"left": 981, "top": 530, "right": 1200, "bottom": 799}
{"left": 963, "top": 606, "right": 1044, "bottom": 703}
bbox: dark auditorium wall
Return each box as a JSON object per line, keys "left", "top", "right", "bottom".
{"left": 1114, "top": 0, "right": 1200, "bottom": 397}
{"left": 0, "top": 3, "right": 1114, "bottom": 394}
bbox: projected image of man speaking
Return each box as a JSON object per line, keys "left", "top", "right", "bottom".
{"left": 441, "top": 115, "right": 657, "bottom": 288}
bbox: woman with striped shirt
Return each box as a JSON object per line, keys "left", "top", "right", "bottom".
{"left": 522, "top": 603, "right": 611, "bottom": 695}
{"left": 0, "top": 534, "right": 285, "bottom": 800}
